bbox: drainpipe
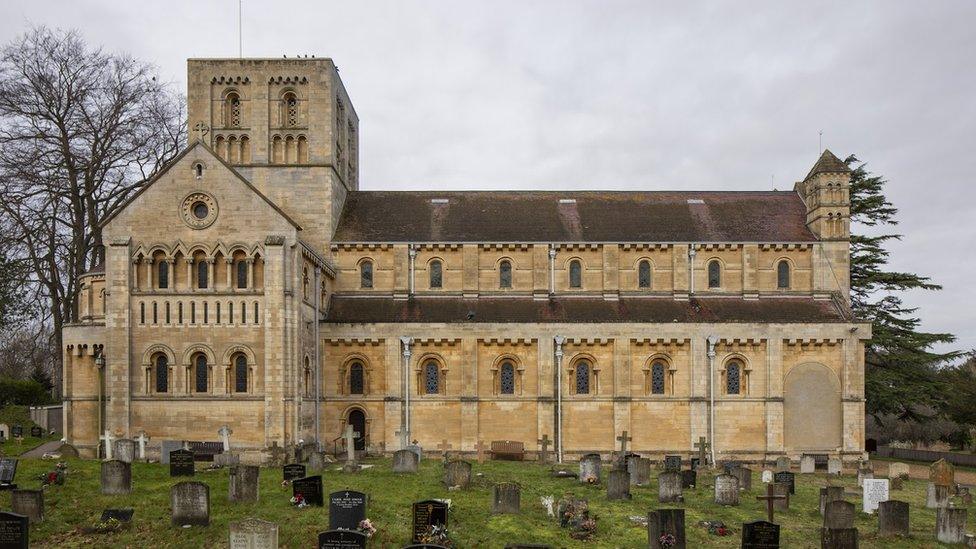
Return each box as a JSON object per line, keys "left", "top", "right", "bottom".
{"left": 95, "top": 352, "right": 105, "bottom": 458}
{"left": 688, "top": 245, "right": 697, "bottom": 295}
{"left": 314, "top": 267, "right": 321, "bottom": 449}
{"left": 554, "top": 335, "right": 565, "bottom": 463}
{"left": 548, "top": 246, "right": 557, "bottom": 295}
{"left": 408, "top": 245, "right": 417, "bottom": 296}
{"left": 400, "top": 337, "right": 413, "bottom": 440}
{"left": 707, "top": 335, "right": 717, "bottom": 466}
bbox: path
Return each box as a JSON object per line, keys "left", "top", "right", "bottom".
{"left": 19, "top": 440, "right": 62, "bottom": 458}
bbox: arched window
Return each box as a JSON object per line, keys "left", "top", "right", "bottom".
{"left": 302, "top": 266, "right": 309, "bottom": 298}
{"left": 303, "top": 356, "right": 311, "bottom": 397}
{"left": 424, "top": 360, "right": 440, "bottom": 394}
{"left": 638, "top": 260, "right": 651, "bottom": 289}
{"left": 569, "top": 260, "right": 582, "bottom": 289}
{"left": 225, "top": 92, "right": 241, "bottom": 127}
{"left": 234, "top": 354, "right": 248, "bottom": 393}
{"left": 158, "top": 261, "right": 169, "bottom": 289}
{"left": 499, "top": 260, "right": 512, "bottom": 289}
{"left": 500, "top": 361, "right": 515, "bottom": 395}
{"left": 297, "top": 135, "right": 308, "bottom": 163}
{"left": 429, "top": 260, "right": 442, "bottom": 289}
{"left": 155, "top": 354, "right": 168, "bottom": 393}
{"left": 777, "top": 260, "right": 791, "bottom": 289}
{"left": 360, "top": 260, "right": 373, "bottom": 288}
{"left": 283, "top": 92, "right": 298, "bottom": 127}
{"left": 194, "top": 163, "right": 204, "bottom": 178}
{"left": 236, "top": 260, "right": 248, "bottom": 289}
{"left": 194, "top": 353, "right": 208, "bottom": 393}
{"left": 575, "top": 360, "right": 590, "bottom": 394}
{"left": 708, "top": 260, "right": 721, "bottom": 289}
{"left": 651, "top": 361, "right": 666, "bottom": 395}
{"left": 197, "top": 260, "right": 208, "bottom": 289}
{"left": 349, "top": 362, "right": 364, "bottom": 395}
{"left": 726, "top": 360, "right": 741, "bottom": 395}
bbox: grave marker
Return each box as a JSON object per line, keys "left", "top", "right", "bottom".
{"left": 412, "top": 499, "right": 449, "bottom": 543}
{"left": 10, "top": 426, "right": 22, "bottom": 438}
{"left": 680, "top": 469, "right": 696, "bottom": 489}
{"left": 329, "top": 490, "right": 367, "bottom": 530}
{"left": 755, "top": 483, "right": 787, "bottom": 523}
{"left": 800, "top": 455, "right": 815, "bottom": 474}
{"left": 292, "top": 476, "right": 324, "bottom": 507}
{"left": 714, "top": 474, "right": 740, "bottom": 505}
{"left": 628, "top": 456, "right": 651, "bottom": 486}
{"left": 877, "top": 500, "right": 909, "bottom": 537}
{"left": 606, "top": 469, "right": 631, "bottom": 500}
{"left": 930, "top": 458, "right": 954, "bottom": 487}
{"left": 537, "top": 434, "right": 551, "bottom": 464}
{"left": 229, "top": 465, "right": 260, "bottom": 503}
{"left": 113, "top": 439, "right": 136, "bottom": 464}
{"left": 169, "top": 449, "right": 195, "bottom": 477}
{"left": 0, "top": 511, "right": 28, "bottom": 549}
{"left": 0, "top": 458, "right": 18, "bottom": 490}
{"left": 663, "top": 455, "right": 681, "bottom": 472}
{"left": 775, "top": 456, "right": 790, "bottom": 471}
{"left": 761, "top": 469, "right": 773, "bottom": 484}
{"left": 474, "top": 441, "right": 489, "bottom": 464}
{"left": 283, "top": 463, "right": 306, "bottom": 482}
{"left": 318, "top": 529, "right": 367, "bottom": 549}
{"left": 819, "top": 486, "right": 845, "bottom": 516}
{"left": 393, "top": 449, "right": 419, "bottom": 473}
{"left": 820, "top": 527, "right": 858, "bottom": 549}
{"left": 99, "top": 430, "right": 114, "bottom": 460}
{"left": 10, "top": 490, "right": 42, "bottom": 524}
{"left": 647, "top": 508, "right": 685, "bottom": 549}
{"left": 443, "top": 460, "right": 472, "bottom": 488}
{"left": 491, "top": 482, "right": 521, "bottom": 514}
{"left": 100, "top": 509, "right": 134, "bottom": 523}
{"left": 579, "top": 453, "right": 601, "bottom": 484}
{"left": 693, "top": 437, "right": 709, "bottom": 469}
{"left": 658, "top": 471, "right": 682, "bottom": 503}
{"left": 732, "top": 466, "right": 753, "bottom": 492}
{"left": 926, "top": 482, "right": 950, "bottom": 508}
{"left": 218, "top": 425, "right": 233, "bottom": 451}
{"left": 827, "top": 458, "right": 842, "bottom": 475}
{"left": 29, "top": 426, "right": 42, "bottom": 438}
{"left": 888, "top": 462, "right": 910, "bottom": 479}
{"left": 229, "top": 517, "right": 278, "bottom": 549}
{"left": 823, "top": 500, "right": 855, "bottom": 530}
{"left": 741, "top": 520, "right": 779, "bottom": 549}
{"left": 135, "top": 432, "right": 150, "bottom": 461}
{"left": 862, "top": 478, "right": 889, "bottom": 514}
{"left": 171, "top": 481, "right": 210, "bottom": 527}
{"left": 773, "top": 471, "right": 795, "bottom": 494}
{"left": 100, "top": 460, "right": 131, "bottom": 495}
{"left": 936, "top": 507, "right": 967, "bottom": 545}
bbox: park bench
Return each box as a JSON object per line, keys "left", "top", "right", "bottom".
{"left": 491, "top": 440, "right": 525, "bottom": 461}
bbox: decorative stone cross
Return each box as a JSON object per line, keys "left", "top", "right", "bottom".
{"left": 756, "top": 482, "right": 788, "bottom": 523}
{"left": 474, "top": 440, "right": 489, "bottom": 464}
{"left": 100, "top": 430, "right": 115, "bottom": 460}
{"left": 135, "top": 431, "right": 150, "bottom": 461}
{"left": 694, "top": 436, "right": 710, "bottom": 469}
{"left": 617, "top": 431, "right": 632, "bottom": 454}
{"left": 344, "top": 424, "right": 359, "bottom": 464}
{"left": 218, "top": 425, "right": 233, "bottom": 451}
{"left": 192, "top": 121, "right": 210, "bottom": 143}
{"left": 437, "top": 439, "right": 453, "bottom": 458}
{"left": 537, "top": 434, "right": 551, "bottom": 464}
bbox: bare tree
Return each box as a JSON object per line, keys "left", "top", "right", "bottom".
{"left": 0, "top": 27, "right": 185, "bottom": 388}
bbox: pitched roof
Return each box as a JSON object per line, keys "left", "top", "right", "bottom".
{"left": 805, "top": 149, "right": 851, "bottom": 181}
{"left": 324, "top": 296, "right": 851, "bottom": 324}
{"left": 332, "top": 191, "right": 817, "bottom": 243}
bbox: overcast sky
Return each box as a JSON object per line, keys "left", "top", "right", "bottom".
{"left": 2, "top": 1, "right": 973, "bottom": 357}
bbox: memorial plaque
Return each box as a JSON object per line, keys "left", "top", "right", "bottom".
{"left": 328, "top": 490, "right": 367, "bottom": 530}
{"left": 169, "top": 449, "right": 195, "bottom": 477}
{"left": 317, "top": 529, "right": 367, "bottom": 549}
{"left": 283, "top": 463, "right": 306, "bottom": 482}
{"left": 0, "top": 512, "right": 28, "bottom": 549}
{"left": 773, "top": 471, "right": 795, "bottom": 494}
{"left": 742, "top": 520, "right": 780, "bottom": 549}
{"left": 862, "top": 478, "right": 889, "bottom": 514}
{"left": 229, "top": 517, "right": 278, "bottom": 549}
{"left": 663, "top": 455, "right": 681, "bottom": 472}
{"left": 100, "top": 508, "right": 134, "bottom": 523}
{"left": 680, "top": 469, "right": 697, "bottom": 489}
{"left": 292, "top": 476, "right": 323, "bottom": 507}
{"left": 412, "top": 499, "right": 449, "bottom": 543}
{"left": 29, "top": 427, "right": 42, "bottom": 439}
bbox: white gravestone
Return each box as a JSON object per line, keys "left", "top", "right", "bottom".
{"left": 100, "top": 430, "right": 115, "bottom": 460}
{"left": 218, "top": 426, "right": 233, "bottom": 452}
{"left": 761, "top": 470, "right": 773, "bottom": 484}
{"left": 863, "top": 478, "right": 890, "bottom": 514}
{"left": 135, "top": 432, "right": 150, "bottom": 461}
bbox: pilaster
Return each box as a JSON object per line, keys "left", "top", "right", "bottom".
{"left": 105, "top": 238, "right": 133, "bottom": 437}
{"left": 462, "top": 244, "right": 479, "bottom": 297}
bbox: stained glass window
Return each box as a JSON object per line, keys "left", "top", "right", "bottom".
{"left": 235, "top": 354, "right": 248, "bottom": 393}
{"left": 429, "top": 260, "right": 442, "bottom": 288}
{"left": 350, "top": 362, "right": 365, "bottom": 395}
{"left": 575, "top": 361, "right": 590, "bottom": 394}
{"left": 651, "top": 361, "right": 666, "bottom": 394}
{"left": 708, "top": 260, "right": 721, "bottom": 288}
{"left": 155, "top": 355, "right": 168, "bottom": 393}
{"left": 569, "top": 260, "right": 582, "bottom": 288}
{"left": 638, "top": 260, "right": 651, "bottom": 289}
{"left": 360, "top": 260, "right": 373, "bottom": 288}
{"left": 499, "top": 260, "right": 512, "bottom": 288}
{"left": 727, "top": 361, "right": 741, "bottom": 395}
{"left": 195, "top": 354, "right": 208, "bottom": 393}
{"left": 777, "top": 260, "right": 790, "bottom": 289}
{"left": 424, "top": 361, "right": 439, "bottom": 394}
{"left": 500, "top": 362, "right": 515, "bottom": 394}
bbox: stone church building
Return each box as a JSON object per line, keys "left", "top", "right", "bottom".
{"left": 62, "top": 57, "right": 870, "bottom": 462}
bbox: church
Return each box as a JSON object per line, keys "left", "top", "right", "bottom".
{"left": 62, "top": 57, "right": 870, "bottom": 463}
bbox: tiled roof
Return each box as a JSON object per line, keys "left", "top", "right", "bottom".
{"left": 332, "top": 191, "right": 817, "bottom": 243}
{"left": 324, "top": 296, "right": 851, "bottom": 324}
{"left": 805, "top": 149, "right": 851, "bottom": 180}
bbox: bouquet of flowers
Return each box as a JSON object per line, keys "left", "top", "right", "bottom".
{"left": 358, "top": 518, "right": 376, "bottom": 538}
{"left": 418, "top": 524, "right": 452, "bottom": 547}
{"left": 659, "top": 533, "right": 677, "bottom": 547}
{"left": 290, "top": 493, "right": 308, "bottom": 508}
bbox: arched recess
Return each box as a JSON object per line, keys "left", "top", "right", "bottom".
{"left": 784, "top": 362, "right": 842, "bottom": 452}
{"left": 341, "top": 405, "right": 369, "bottom": 451}
{"left": 221, "top": 344, "right": 257, "bottom": 394}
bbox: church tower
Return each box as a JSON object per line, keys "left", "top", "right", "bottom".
{"left": 795, "top": 149, "right": 852, "bottom": 299}
{"left": 186, "top": 58, "right": 359, "bottom": 254}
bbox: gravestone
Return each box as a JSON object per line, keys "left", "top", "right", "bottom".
{"left": 772, "top": 482, "right": 790, "bottom": 511}
{"left": 10, "top": 490, "right": 42, "bottom": 524}
{"left": 292, "top": 476, "right": 324, "bottom": 507}
{"left": 862, "top": 478, "right": 889, "bottom": 514}
{"left": 100, "top": 509, "right": 134, "bottom": 523}
{"left": 663, "top": 455, "right": 681, "bottom": 472}
{"left": 821, "top": 527, "right": 858, "bottom": 549}
{"left": 926, "top": 482, "right": 950, "bottom": 508}
{"left": 406, "top": 443, "right": 423, "bottom": 461}
{"left": 10, "top": 425, "right": 22, "bottom": 438}
{"left": 647, "top": 508, "right": 686, "bottom": 549}
{"left": 714, "top": 474, "right": 740, "bottom": 505}
{"left": 800, "top": 455, "right": 816, "bottom": 474}
{"left": 890, "top": 476, "right": 904, "bottom": 491}
{"left": 761, "top": 469, "right": 773, "bottom": 484}
{"left": 229, "top": 517, "right": 278, "bottom": 549}
{"left": 722, "top": 460, "right": 741, "bottom": 474}
{"left": 606, "top": 469, "right": 631, "bottom": 500}
{"left": 888, "top": 462, "right": 910, "bottom": 479}
{"left": 100, "top": 460, "right": 131, "bottom": 494}
{"left": 658, "top": 471, "right": 682, "bottom": 503}
{"left": 732, "top": 466, "right": 753, "bottom": 492}
{"left": 579, "top": 453, "right": 601, "bottom": 483}
{"left": 857, "top": 467, "right": 873, "bottom": 488}
{"left": 936, "top": 507, "right": 967, "bottom": 545}
{"left": 773, "top": 471, "right": 795, "bottom": 494}
{"left": 57, "top": 443, "right": 80, "bottom": 458}
{"left": 741, "top": 520, "right": 779, "bottom": 549}
{"left": 329, "top": 490, "right": 367, "bottom": 530}
{"left": 680, "top": 469, "right": 697, "bottom": 489}
{"left": 775, "top": 456, "right": 790, "bottom": 471}
{"left": 214, "top": 453, "right": 241, "bottom": 468}
{"left": 170, "top": 449, "right": 195, "bottom": 477}
{"left": 160, "top": 440, "right": 185, "bottom": 464}
{"left": 628, "top": 456, "right": 651, "bottom": 486}
{"left": 930, "top": 458, "right": 954, "bottom": 487}
{"left": 491, "top": 483, "right": 521, "bottom": 514}
{"left": 171, "top": 481, "right": 210, "bottom": 526}
{"left": 412, "top": 499, "right": 449, "bottom": 543}
{"left": 283, "top": 463, "right": 306, "bottom": 482}
{"left": 113, "top": 439, "right": 136, "bottom": 464}
{"left": 0, "top": 458, "right": 18, "bottom": 490}
{"left": 820, "top": 486, "right": 845, "bottom": 516}
{"left": 318, "top": 529, "right": 367, "bottom": 549}
{"left": 393, "top": 449, "right": 419, "bottom": 473}
{"left": 29, "top": 426, "right": 42, "bottom": 438}
{"left": 877, "top": 500, "right": 909, "bottom": 537}
{"left": 0, "top": 511, "right": 28, "bottom": 549}
{"left": 307, "top": 452, "right": 326, "bottom": 472}
{"left": 0, "top": 424, "right": 7, "bottom": 439}
{"left": 229, "top": 465, "right": 260, "bottom": 503}
{"left": 823, "top": 500, "right": 855, "bottom": 529}
{"left": 690, "top": 458, "right": 700, "bottom": 470}
{"left": 443, "top": 460, "right": 472, "bottom": 488}
{"left": 828, "top": 458, "right": 842, "bottom": 475}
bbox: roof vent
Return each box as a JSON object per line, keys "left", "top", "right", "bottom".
{"left": 430, "top": 198, "right": 449, "bottom": 204}
{"left": 558, "top": 198, "right": 577, "bottom": 204}
{"left": 687, "top": 199, "right": 705, "bottom": 204}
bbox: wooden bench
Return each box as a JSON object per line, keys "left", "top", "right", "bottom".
{"left": 490, "top": 440, "right": 525, "bottom": 461}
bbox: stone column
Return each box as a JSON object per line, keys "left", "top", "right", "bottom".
{"left": 224, "top": 258, "right": 233, "bottom": 289}
{"left": 185, "top": 258, "right": 193, "bottom": 290}
{"left": 145, "top": 258, "right": 154, "bottom": 289}
{"left": 207, "top": 258, "right": 215, "bottom": 292}
{"left": 247, "top": 258, "right": 255, "bottom": 289}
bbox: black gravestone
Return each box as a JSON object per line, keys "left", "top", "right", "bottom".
{"left": 722, "top": 461, "right": 740, "bottom": 474}
{"left": 773, "top": 471, "right": 795, "bottom": 494}
{"left": 0, "top": 458, "right": 17, "bottom": 490}
{"left": 283, "top": 463, "right": 307, "bottom": 482}
{"left": 329, "top": 490, "right": 367, "bottom": 530}
{"left": 680, "top": 469, "right": 697, "bottom": 489}
{"left": 0, "top": 511, "right": 28, "bottom": 549}
{"left": 412, "top": 499, "right": 449, "bottom": 543}
{"left": 293, "top": 475, "right": 324, "bottom": 507}
{"left": 10, "top": 426, "right": 21, "bottom": 438}
{"left": 742, "top": 520, "right": 780, "bottom": 548}
{"left": 663, "top": 455, "right": 681, "bottom": 471}
{"left": 169, "top": 449, "right": 195, "bottom": 477}
{"left": 403, "top": 545, "right": 449, "bottom": 549}
{"left": 100, "top": 508, "right": 134, "bottom": 523}
{"left": 690, "top": 458, "right": 700, "bottom": 470}
{"left": 29, "top": 427, "right": 42, "bottom": 439}
{"left": 318, "top": 529, "right": 367, "bottom": 548}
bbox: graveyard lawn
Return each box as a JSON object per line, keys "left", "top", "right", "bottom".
{"left": 1, "top": 457, "right": 972, "bottom": 548}
{"left": 0, "top": 433, "right": 61, "bottom": 457}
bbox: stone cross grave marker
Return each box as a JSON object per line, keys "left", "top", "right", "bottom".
{"left": 11, "top": 490, "right": 43, "bottom": 524}
{"left": 395, "top": 428, "right": 408, "bottom": 451}
{"left": 318, "top": 529, "right": 367, "bottom": 549}
{"left": 135, "top": 432, "right": 149, "bottom": 461}
{"left": 862, "top": 478, "right": 889, "bottom": 514}
{"left": 436, "top": 439, "right": 453, "bottom": 458}
{"left": 741, "top": 520, "right": 779, "bottom": 549}
{"left": 474, "top": 440, "right": 488, "bottom": 464}
{"left": 170, "top": 449, "right": 195, "bottom": 477}
{"left": 100, "top": 460, "right": 131, "bottom": 495}
{"left": 615, "top": 431, "right": 632, "bottom": 463}
{"left": 537, "top": 434, "right": 551, "bottom": 464}
{"left": 343, "top": 425, "right": 360, "bottom": 472}
{"left": 329, "top": 490, "right": 367, "bottom": 530}
{"left": 412, "top": 499, "right": 449, "bottom": 543}
{"left": 694, "top": 437, "right": 709, "bottom": 469}
{"left": 714, "top": 474, "right": 740, "bottom": 506}
{"left": 229, "top": 465, "right": 260, "bottom": 503}
{"left": 229, "top": 517, "right": 278, "bottom": 549}
{"left": 647, "top": 508, "right": 685, "bottom": 549}
{"left": 171, "top": 481, "right": 210, "bottom": 526}
{"left": 292, "top": 475, "right": 323, "bottom": 507}
{"left": 658, "top": 471, "right": 682, "bottom": 503}
{"left": 100, "top": 430, "right": 115, "bottom": 460}
{"left": 218, "top": 425, "right": 233, "bottom": 452}
{"left": 0, "top": 511, "right": 28, "bottom": 549}
{"left": 936, "top": 507, "right": 967, "bottom": 545}
{"left": 756, "top": 482, "right": 788, "bottom": 523}
{"left": 878, "top": 500, "right": 909, "bottom": 537}
{"left": 491, "top": 482, "right": 521, "bottom": 514}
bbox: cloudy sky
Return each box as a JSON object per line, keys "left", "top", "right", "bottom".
{"left": 2, "top": 1, "right": 973, "bottom": 356}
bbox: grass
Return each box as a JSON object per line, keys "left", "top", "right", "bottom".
{"left": 2, "top": 456, "right": 971, "bottom": 548}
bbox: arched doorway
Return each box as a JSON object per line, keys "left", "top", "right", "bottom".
{"left": 348, "top": 409, "right": 367, "bottom": 451}
{"left": 784, "top": 363, "right": 842, "bottom": 452}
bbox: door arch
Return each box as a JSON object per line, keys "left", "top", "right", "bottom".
{"left": 347, "top": 408, "right": 367, "bottom": 451}
{"left": 784, "top": 363, "right": 842, "bottom": 452}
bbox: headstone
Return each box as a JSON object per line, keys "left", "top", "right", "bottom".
{"left": 732, "top": 466, "right": 753, "bottom": 492}
{"left": 10, "top": 425, "right": 22, "bottom": 438}
{"left": 714, "top": 474, "right": 740, "bottom": 505}
{"left": 828, "top": 458, "right": 842, "bottom": 475}
{"left": 606, "top": 469, "right": 631, "bottom": 500}
{"left": 0, "top": 512, "right": 28, "bottom": 549}
{"left": 772, "top": 482, "right": 790, "bottom": 511}
{"left": 741, "top": 520, "right": 779, "bottom": 549}
{"left": 329, "top": 490, "right": 367, "bottom": 530}
{"left": 690, "top": 457, "right": 700, "bottom": 470}
{"left": 491, "top": 483, "right": 520, "bottom": 514}
{"left": 888, "top": 462, "right": 910, "bottom": 479}
{"left": 10, "top": 490, "right": 42, "bottom": 524}
{"left": 819, "top": 486, "right": 845, "bottom": 516}
{"left": 800, "top": 455, "right": 816, "bottom": 474}
{"left": 773, "top": 471, "right": 795, "bottom": 494}
{"left": 229, "top": 465, "right": 260, "bottom": 503}
{"left": 214, "top": 453, "right": 241, "bottom": 468}
{"left": 57, "top": 443, "right": 80, "bottom": 458}
{"left": 930, "top": 459, "right": 954, "bottom": 487}
{"left": 663, "top": 455, "right": 681, "bottom": 472}
{"left": 113, "top": 439, "right": 136, "bottom": 463}
{"left": 926, "top": 482, "right": 950, "bottom": 508}
{"left": 877, "top": 500, "right": 909, "bottom": 537}
{"left": 443, "top": 460, "right": 472, "bottom": 488}
{"left": 658, "top": 471, "right": 682, "bottom": 503}
{"left": 283, "top": 463, "right": 306, "bottom": 482}
{"left": 890, "top": 476, "right": 904, "bottom": 491}
{"left": 292, "top": 476, "right": 324, "bottom": 507}
{"left": 393, "top": 449, "right": 419, "bottom": 473}
{"left": 171, "top": 481, "right": 210, "bottom": 527}
{"left": 857, "top": 467, "right": 873, "bottom": 487}
{"left": 0, "top": 424, "right": 7, "bottom": 439}
{"left": 170, "top": 449, "right": 195, "bottom": 477}
{"left": 821, "top": 527, "right": 858, "bottom": 549}
{"left": 412, "top": 499, "right": 449, "bottom": 543}
{"left": 823, "top": 500, "right": 855, "bottom": 529}
{"left": 579, "top": 453, "right": 601, "bottom": 483}
{"left": 308, "top": 452, "right": 326, "bottom": 472}
{"left": 722, "top": 460, "right": 741, "bottom": 474}
{"left": 229, "top": 517, "right": 278, "bottom": 549}
{"left": 100, "top": 509, "right": 134, "bottom": 523}
{"left": 218, "top": 425, "right": 233, "bottom": 451}
{"left": 406, "top": 444, "right": 423, "bottom": 461}
{"left": 647, "top": 508, "right": 686, "bottom": 549}
{"left": 100, "top": 460, "right": 131, "bottom": 494}
{"left": 0, "top": 458, "right": 18, "bottom": 489}
{"left": 317, "top": 530, "right": 367, "bottom": 549}
{"left": 160, "top": 440, "right": 185, "bottom": 464}
{"left": 628, "top": 456, "right": 651, "bottom": 486}
{"left": 29, "top": 426, "right": 42, "bottom": 438}
{"left": 680, "top": 469, "right": 697, "bottom": 489}
{"left": 862, "top": 478, "right": 889, "bottom": 514}
{"left": 761, "top": 469, "right": 773, "bottom": 484}
{"left": 775, "top": 456, "right": 790, "bottom": 471}
{"left": 936, "top": 507, "right": 967, "bottom": 545}
{"left": 134, "top": 432, "right": 149, "bottom": 461}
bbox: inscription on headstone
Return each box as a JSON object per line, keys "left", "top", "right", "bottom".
{"left": 328, "top": 490, "right": 367, "bottom": 530}
{"left": 229, "top": 517, "right": 278, "bottom": 549}
{"left": 663, "top": 455, "right": 681, "bottom": 472}
{"left": 292, "top": 476, "right": 324, "bottom": 507}
{"left": 714, "top": 474, "right": 740, "bottom": 506}
{"left": 0, "top": 458, "right": 18, "bottom": 489}
{"left": 742, "top": 520, "right": 779, "bottom": 549}
{"left": 283, "top": 463, "right": 306, "bottom": 482}
{"left": 170, "top": 449, "right": 195, "bottom": 477}
{"left": 773, "top": 471, "right": 795, "bottom": 494}
{"left": 100, "top": 460, "right": 131, "bottom": 495}
{"left": 0, "top": 511, "right": 28, "bottom": 549}
{"left": 317, "top": 529, "right": 367, "bottom": 549}
{"left": 412, "top": 499, "right": 449, "bottom": 543}
{"left": 862, "top": 478, "right": 889, "bottom": 514}
{"left": 171, "top": 481, "right": 210, "bottom": 527}
{"left": 658, "top": 471, "right": 682, "bottom": 503}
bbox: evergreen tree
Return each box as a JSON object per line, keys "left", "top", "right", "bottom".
{"left": 847, "top": 155, "right": 961, "bottom": 422}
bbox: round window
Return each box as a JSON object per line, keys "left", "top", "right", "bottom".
{"left": 193, "top": 202, "right": 209, "bottom": 219}
{"left": 181, "top": 192, "right": 218, "bottom": 229}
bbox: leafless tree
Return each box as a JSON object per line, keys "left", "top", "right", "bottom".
{"left": 0, "top": 26, "right": 186, "bottom": 388}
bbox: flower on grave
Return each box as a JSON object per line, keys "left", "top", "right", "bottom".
{"left": 358, "top": 518, "right": 376, "bottom": 538}
{"left": 281, "top": 480, "right": 290, "bottom": 487}
{"left": 418, "top": 524, "right": 453, "bottom": 546}
{"left": 584, "top": 475, "right": 597, "bottom": 484}
{"left": 659, "top": 533, "right": 677, "bottom": 548}
{"left": 290, "top": 493, "right": 308, "bottom": 508}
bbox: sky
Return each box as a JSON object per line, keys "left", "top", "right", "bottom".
{"left": 2, "top": 1, "right": 973, "bottom": 357}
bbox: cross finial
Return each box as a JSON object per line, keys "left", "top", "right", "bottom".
{"left": 192, "top": 121, "right": 210, "bottom": 143}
